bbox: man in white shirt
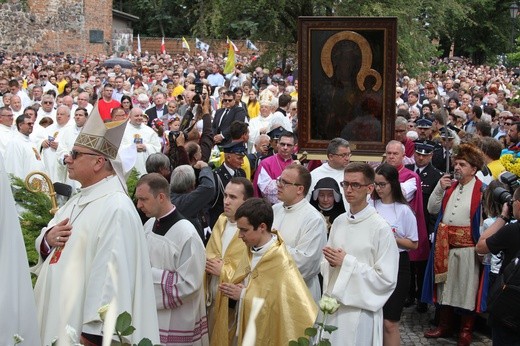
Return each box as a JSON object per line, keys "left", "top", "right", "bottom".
{"left": 56, "top": 107, "right": 88, "bottom": 188}
{"left": 31, "top": 85, "right": 44, "bottom": 106}
{"left": 8, "top": 79, "right": 31, "bottom": 109}
{"left": 307, "top": 137, "right": 351, "bottom": 209}
{"left": 121, "top": 107, "right": 161, "bottom": 176}
{"left": 35, "top": 94, "right": 57, "bottom": 131}
{"left": 34, "top": 105, "right": 71, "bottom": 183}
{"left": 10, "top": 95, "right": 23, "bottom": 117}
{"left": 0, "top": 106, "right": 15, "bottom": 157}
{"left": 4, "top": 114, "right": 46, "bottom": 179}
{"left": 76, "top": 92, "right": 93, "bottom": 115}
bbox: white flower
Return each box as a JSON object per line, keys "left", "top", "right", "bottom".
{"left": 13, "top": 334, "right": 24, "bottom": 345}
{"left": 97, "top": 304, "right": 110, "bottom": 322}
{"left": 319, "top": 295, "right": 340, "bottom": 314}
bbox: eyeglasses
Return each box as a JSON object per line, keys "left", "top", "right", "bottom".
{"left": 332, "top": 152, "right": 352, "bottom": 158}
{"left": 276, "top": 177, "right": 302, "bottom": 187}
{"left": 374, "top": 182, "right": 388, "bottom": 189}
{"left": 505, "top": 122, "right": 513, "bottom": 125}
{"left": 69, "top": 149, "right": 100, "bottom": 160}
{"left": 43, "top": 101, "right": 53, "bottom": 104}
{"left": 222, "top": 99, "right": 233, "bottom": 103}
{"left": 340, "top": 181, "right": 372, "bottom": 190}
{"left": 40, "top": 75, "right": 48, "bottom": 78}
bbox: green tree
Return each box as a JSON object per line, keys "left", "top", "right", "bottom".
{"left": 116, "top": 0, "right": 514, "bottom": 70}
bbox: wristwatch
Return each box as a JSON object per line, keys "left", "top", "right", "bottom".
{"left": 499, "top": 214, "right": 510, "bottom": 222}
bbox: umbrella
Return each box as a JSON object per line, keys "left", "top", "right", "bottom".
{"left": 103, "top": 57, "right": 133, "bottom": 69}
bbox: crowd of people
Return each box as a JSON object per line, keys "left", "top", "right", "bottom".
{"left": 1, "top": 50, "right": 520, "bottom": 346}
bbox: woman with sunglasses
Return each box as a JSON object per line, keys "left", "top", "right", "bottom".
{"left": 371, "top": 163, "right": 418, "bottom": 346}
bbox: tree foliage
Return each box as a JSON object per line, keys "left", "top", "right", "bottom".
{"left": 116, "top": 0, "right": 517, "bottom": 71}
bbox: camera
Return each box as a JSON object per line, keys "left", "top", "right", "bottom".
{"left": 168, "top": 130, "right": 187, "bottom": 145}
{"left": 493, "top": 172, "right": 520, "bottom": 215}
{"left": 194, "top": 82, "right": 203, "bottom": 95}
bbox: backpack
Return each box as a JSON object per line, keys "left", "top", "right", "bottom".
{"left": 487, "top": 250, "right": 520, "bottom": 333}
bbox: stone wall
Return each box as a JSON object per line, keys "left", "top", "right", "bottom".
{"left": 0, "top": 0, "right": 113, "bottom": 55}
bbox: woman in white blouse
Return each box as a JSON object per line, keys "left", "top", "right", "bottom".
{"left": 371, "top": 163, "right": 418, "bottom": 346}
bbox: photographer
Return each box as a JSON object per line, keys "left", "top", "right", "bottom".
{"left": 476, "top": 185, "right": 520, "bottom": 345}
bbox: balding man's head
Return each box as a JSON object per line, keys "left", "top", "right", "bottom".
{"left": 385, "top": 140, "right": 405, "bottom": 167}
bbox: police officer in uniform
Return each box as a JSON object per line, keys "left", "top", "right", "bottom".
{"left": 405, "top": 140, "right": 443, "bottom": 312}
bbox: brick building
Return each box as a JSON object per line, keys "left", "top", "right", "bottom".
{"left": 0, "top": 0, "right": 136, "bottom": 55}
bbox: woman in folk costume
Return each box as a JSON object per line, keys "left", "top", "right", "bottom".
{"left": 422, "top": 143, "right": 490, "bottom": 346}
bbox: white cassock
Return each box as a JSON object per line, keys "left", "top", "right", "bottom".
{"left": 122, "top": 123, "right": 161, "bottom": 177}
{"left": 17, "top": 90, "right": 32, "bottom": 109}
{"left": 33, "top": 175, "right": 160, "bottom": 345}
{"left": 33, "top": 123, "right": 69, "bottom": 183}
{"left": 55, "top": 125, "right": 82, "bottom": 188}
{"left": 0, "top": 154, "right": 40, "bottom": 345}
{"left": 144, "top": 210, "right": 209, "bottom": 346}
{"left": 270, "top": 110, "right": 292, "bottom": 131}
{"left": 307, "top": 162, "right": 350, "bottom": 210}
{"left": 247, "top": 114, "right": 271, "bottom": 153}
{"left": 272, "top": 198, "right": 327, "bottom": 302}
{"left": 0, "top": 123, "right": 14, "bottom": 158}
{"left": 41, "top": 82, "right": 58, "bottom": 95}
{"left": 34, "top": 108, "right": 57, "bottom": 133}
{"left": 321, "top": 205, "right": 399, "bottom": 346}
{"left": 4, "top": 131, "right": 46, "bottom": 179}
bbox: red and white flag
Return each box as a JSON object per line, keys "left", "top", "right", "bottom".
{"left": 160, "top": 37, "right": 166, "bottom": 54}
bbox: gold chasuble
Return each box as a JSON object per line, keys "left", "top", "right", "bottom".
{"left": 206, "top": 214, "right": 247, "bottom": 344}
{"left": 216, "top": 232, "right": 318, "bottom": 345}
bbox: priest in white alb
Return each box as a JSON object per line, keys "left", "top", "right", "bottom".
{"left": 272, "top": 163, "right": 328, "bottom": 302}
{"left": 55, "top": 107, "right": 89, "bottom": 189}
{"left": 33, "top": 105, "right": 71, "bottom": 183}
{"left": 0, "top": 106, "right": 14, "bottom": 158}
{"left": 121, "top": 107, "right": 161, "bottom": 177}
{"left": 322, "top": 162, "right": 399, "bottom": 346}
{"left": 4, "top": 114, "right": 46, "bottom": 179}
{"left": 136, "top": 173, "right": 209, "bottom": 346}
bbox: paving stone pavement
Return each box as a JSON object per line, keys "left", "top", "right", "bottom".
{"left": 400, "top": 304, "right": 492, "bottom": 345}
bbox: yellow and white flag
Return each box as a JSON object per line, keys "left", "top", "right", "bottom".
{"left": 182, "top": 37, "right": 190, "bottom": 51}
{"left": 223, "top": 39, "right": 236, "bottom": 74}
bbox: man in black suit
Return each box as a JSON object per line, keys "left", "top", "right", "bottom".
{"left": 208, "top": 141, "right": 247, "bottom": 227}
{"left": 145, "top": 91, "right": 167, "bottom": 126}
{"left": 212, "top": 90, "right": 247, "bottom": 146}
{"left": 405, "top": 140, "right": 443, "bottom": 313}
